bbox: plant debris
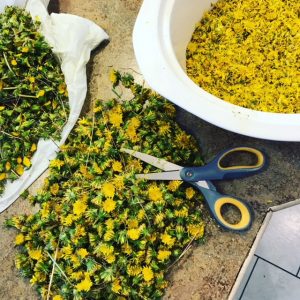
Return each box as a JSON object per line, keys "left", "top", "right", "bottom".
{"left": 0, "top": 6, "right": 69, "bottom": 194}
{"left": 6, "top": 72, "right": 205, "bottom": 299}
{"left": 186, "top": 0, "right": 300, "bottom": 113}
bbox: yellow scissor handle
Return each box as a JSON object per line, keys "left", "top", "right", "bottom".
{"left": 214, "top": 196, "right": 252, "bottom": 231}
{"left": 217, "top": 147, "right": 265, "bottom": 171}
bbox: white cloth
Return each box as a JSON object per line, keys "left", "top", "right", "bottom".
{"left": 0, "top": 0, "right": 109, "bottom": 212}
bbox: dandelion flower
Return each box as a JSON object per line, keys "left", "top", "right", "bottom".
{"left": 108, "top": 111, "right": 123, "bottom": 128}
{"left": 50, "top": 183, "right": 59, "bottom": 195}
{"left": 5, "top": 162, "right": 11, "bottom": 171}
{"left": 102, "top": 182, "right": 115, "bottom": 198}
{"left": 185, "top": 187, "right": 196, "bottom": 199}
{"left": 28, "top": 249, "right": 42, "bottom": 261}
{"left": 167, "top": 180, "right": 182, "bottom": 192}
{"left": 157, "top": 250, "right": 172, "bottom": 261}
{"left": 102, "top": 198, "right": 117, "bottom": 213}
{"left": 0, "top": 173, "right": 7, "bottom": 181}
{"left": 21, "top": 46, "right": 29, "bottom": 52}
{"left": 127, "top": 219, "right": 139, "bottom": 229}
{"left": 98, "top": 243, "right": 114, "bottom": 256}
{"left": 188, "top": 223, "right": 205, "bottom": 239}
{"left": 15, "top": 233, "right": 25, "bottom": 245}
{"left": 37, "top": 90, "right": 45, "bottom": 98}
{"left": 15, "top": 164, "right": 24, "bottom": 176}
{"left": 77, "top": 248, "right": 89, "bottom": 259}
{"left": 127, "top": 228, "right": 141, "bottom": 240}
{"left": 112, "top": 161, "right": 123, "bottom": 172}
{"left": 148, "top": 185, "right": 163, "bottom": 202}
{"left": 161, "top": 233, "right": 175, "bottom": 247}
{"left": 23, "top": 157, "right": 31, "bottom": 168}
{"left": 142, "top": 267, "right": 154, "bottom": 282}
{"left": 76, "top": 274, "right": 93, "bottom": 292}
{"left": 53, "top": 295, "right": 63, "bottom": 300}
{"left": 73, "top": 199, "right": 87, "bottom": 216}
{"left": 49, "top": 159, "right": 64, "bottom": 169}
{"left": 30, "top": 143, "right": 37, "bottom": 152}
{"left": 111, "top": 279, "right": 122, "bottom": 293}
{"left": 109, "top": 69, "right": 118, "bottom": 85}
{"left": 105, "top": 254, "right": 116, "bottom": 264}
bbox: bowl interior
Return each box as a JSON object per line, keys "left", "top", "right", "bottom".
{"left": 169, "top": 0, "right": 218, "bottom": 70}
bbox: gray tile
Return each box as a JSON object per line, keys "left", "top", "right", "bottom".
{"left": 230, "top": 256, "right": 259, "bottom": 300}
{"left": 241, "top": 258, "right": 300, "bottom": 300}
{"left": 255, "top": 204, "right": 300, "bottom": 275}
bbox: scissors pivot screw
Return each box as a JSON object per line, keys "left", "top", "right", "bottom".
{"left": 185, "top": 171, "right": 193, "bottom": 177}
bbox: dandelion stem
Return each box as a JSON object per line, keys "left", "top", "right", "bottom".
{"left": 46, "top": 251, "right": 73, "bottom": 286}
{"left": 46, "top": 247, "right": 59, "bottom": 300}
{"left": 3, "top": 86, "right": 17, "bottom": 90}
{"left": 18, "top": 94, "right": 37, "bottom": 99}
{"left": 166, "top": 235, "right": 197, "bottom": 271}
{"left": 0, "top": 130, "right": 23, "bottom": 140}
{"left": 3, "top": 53, "right": 15, "bottom": 75}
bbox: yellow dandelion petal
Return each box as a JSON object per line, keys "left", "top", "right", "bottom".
{"left": 37, "top": 90, "right": 45, "bottom": 98}
{"left": 142, "top": 267, "right": 154, "bottom": 282}
{"left": 11, "top": 59, "right": 17, "bottom": 66}
{"left": 148, "top": 185, "right": 163, "bottom": 202}
{"left": 53, "top": 295, "right": 63, "bottom": 300}
{"left": 127, "top": 228, "right": 141, "bottom": 240}
{"left": 49, "top": 159, "right": 65, "bottom": 169}
{"left": 104, "top": 230, "right": 114, "bottom": 241}
{"left": 161, "top": 233, "right": 175, "bottom": 247}
{"left": 108, "top": 111, "right": 123, "bottom": 128}
{"left": 112, "top": 161, "right": 123, "bottom": 172}
{"left": 30, "top": 143, "right": 37, "bottom": 152}
{"left": 102, "top": 198, "right": 117, "bottom": 213}
{"left": 109, "top": 69, "right": 118, "bottom": 85}
{"left": 0, "top": 173, "right": 7, "bottom": 181}
{"left": 137, "top": 209, "right": 145, "bottom": 221}
{"left": 105, "top": 253, "right": 116, "bottom": 264}
{"left": 23, "top": 157, "right": 31, "bottom": 168}
{"left": 111, "top": 279, "right": 122, "bottom": 293}
{"left": 188, "top": 223, "right": 205, "bottom": 239}
{"left": 105, "top": 218, "right": 115, "bottom": 229}
{"left": 21, "top": 46, "right": 29, "bottom": 53}
{"left": 29, "top": 76, "right": 35, "bottom": 83}
{"left": 28, "top": 249, "right": 42, "bottom": 261}
{"left": 50, "top": 183, "right": 59, "bottom": 195}
{"left": 186, "top": 187, "right": 196, "bottom": 199}
{"left": 77, "top": 248, "right": 89, "bottom": 259}
{"left": 75, "top": 274, "right": 93, "bottom": 292}
{"left": 73, "top": 199, "right": 87, "bottom": 216}
{"left": 102, "top": 182, "right": 115, "bottom": 198}
{"left": 167, "top": 180, "right": 182, "bottom": 192}
{"left": 15, "top": 233, "right": 25, "bottom": 245}
{"left": 157, "top": 250, "right": 172, "bottom": 261}
{"left": 127, "top": 219, "right": 139, "bottom": 229}
{"left": 15, "top": 164, "right": 24, "bottom": 176}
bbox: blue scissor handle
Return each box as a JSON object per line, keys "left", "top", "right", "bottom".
{"left": 180, "top": 147, "right": 266, "bottom": 182}
{"left": 191, "top": 181, "right": 254, "bottom": 232}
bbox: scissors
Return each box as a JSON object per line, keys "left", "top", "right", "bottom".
{"left": 121, "top": 147, "right": 267, "bottom": 232}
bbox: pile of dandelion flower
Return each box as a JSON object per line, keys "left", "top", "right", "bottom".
{"left": 6, "top": 71, "right": 205, "bottom": 299}
{"left": 0, "top": 6, "right": 69, "bottom": 194}
{"left": 186, "top": 0, "right": 300, "bottom": 113}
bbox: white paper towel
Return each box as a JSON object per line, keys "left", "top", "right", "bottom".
{"left": 0, "top": 0, "right": 109, "bottom": 212}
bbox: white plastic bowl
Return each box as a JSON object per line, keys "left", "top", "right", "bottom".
{"left": 133, "top": 0, "right": 300, "bottom": 141}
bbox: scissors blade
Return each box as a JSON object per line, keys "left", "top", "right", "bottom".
{"left": 120, "top": 148, "right": 182, "bottom": 171}
{"left": 136, "top": 171, "right": 182, "bottom": 180}
{"left": 194, "top": 180, "right": 210, "bottom": 189}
